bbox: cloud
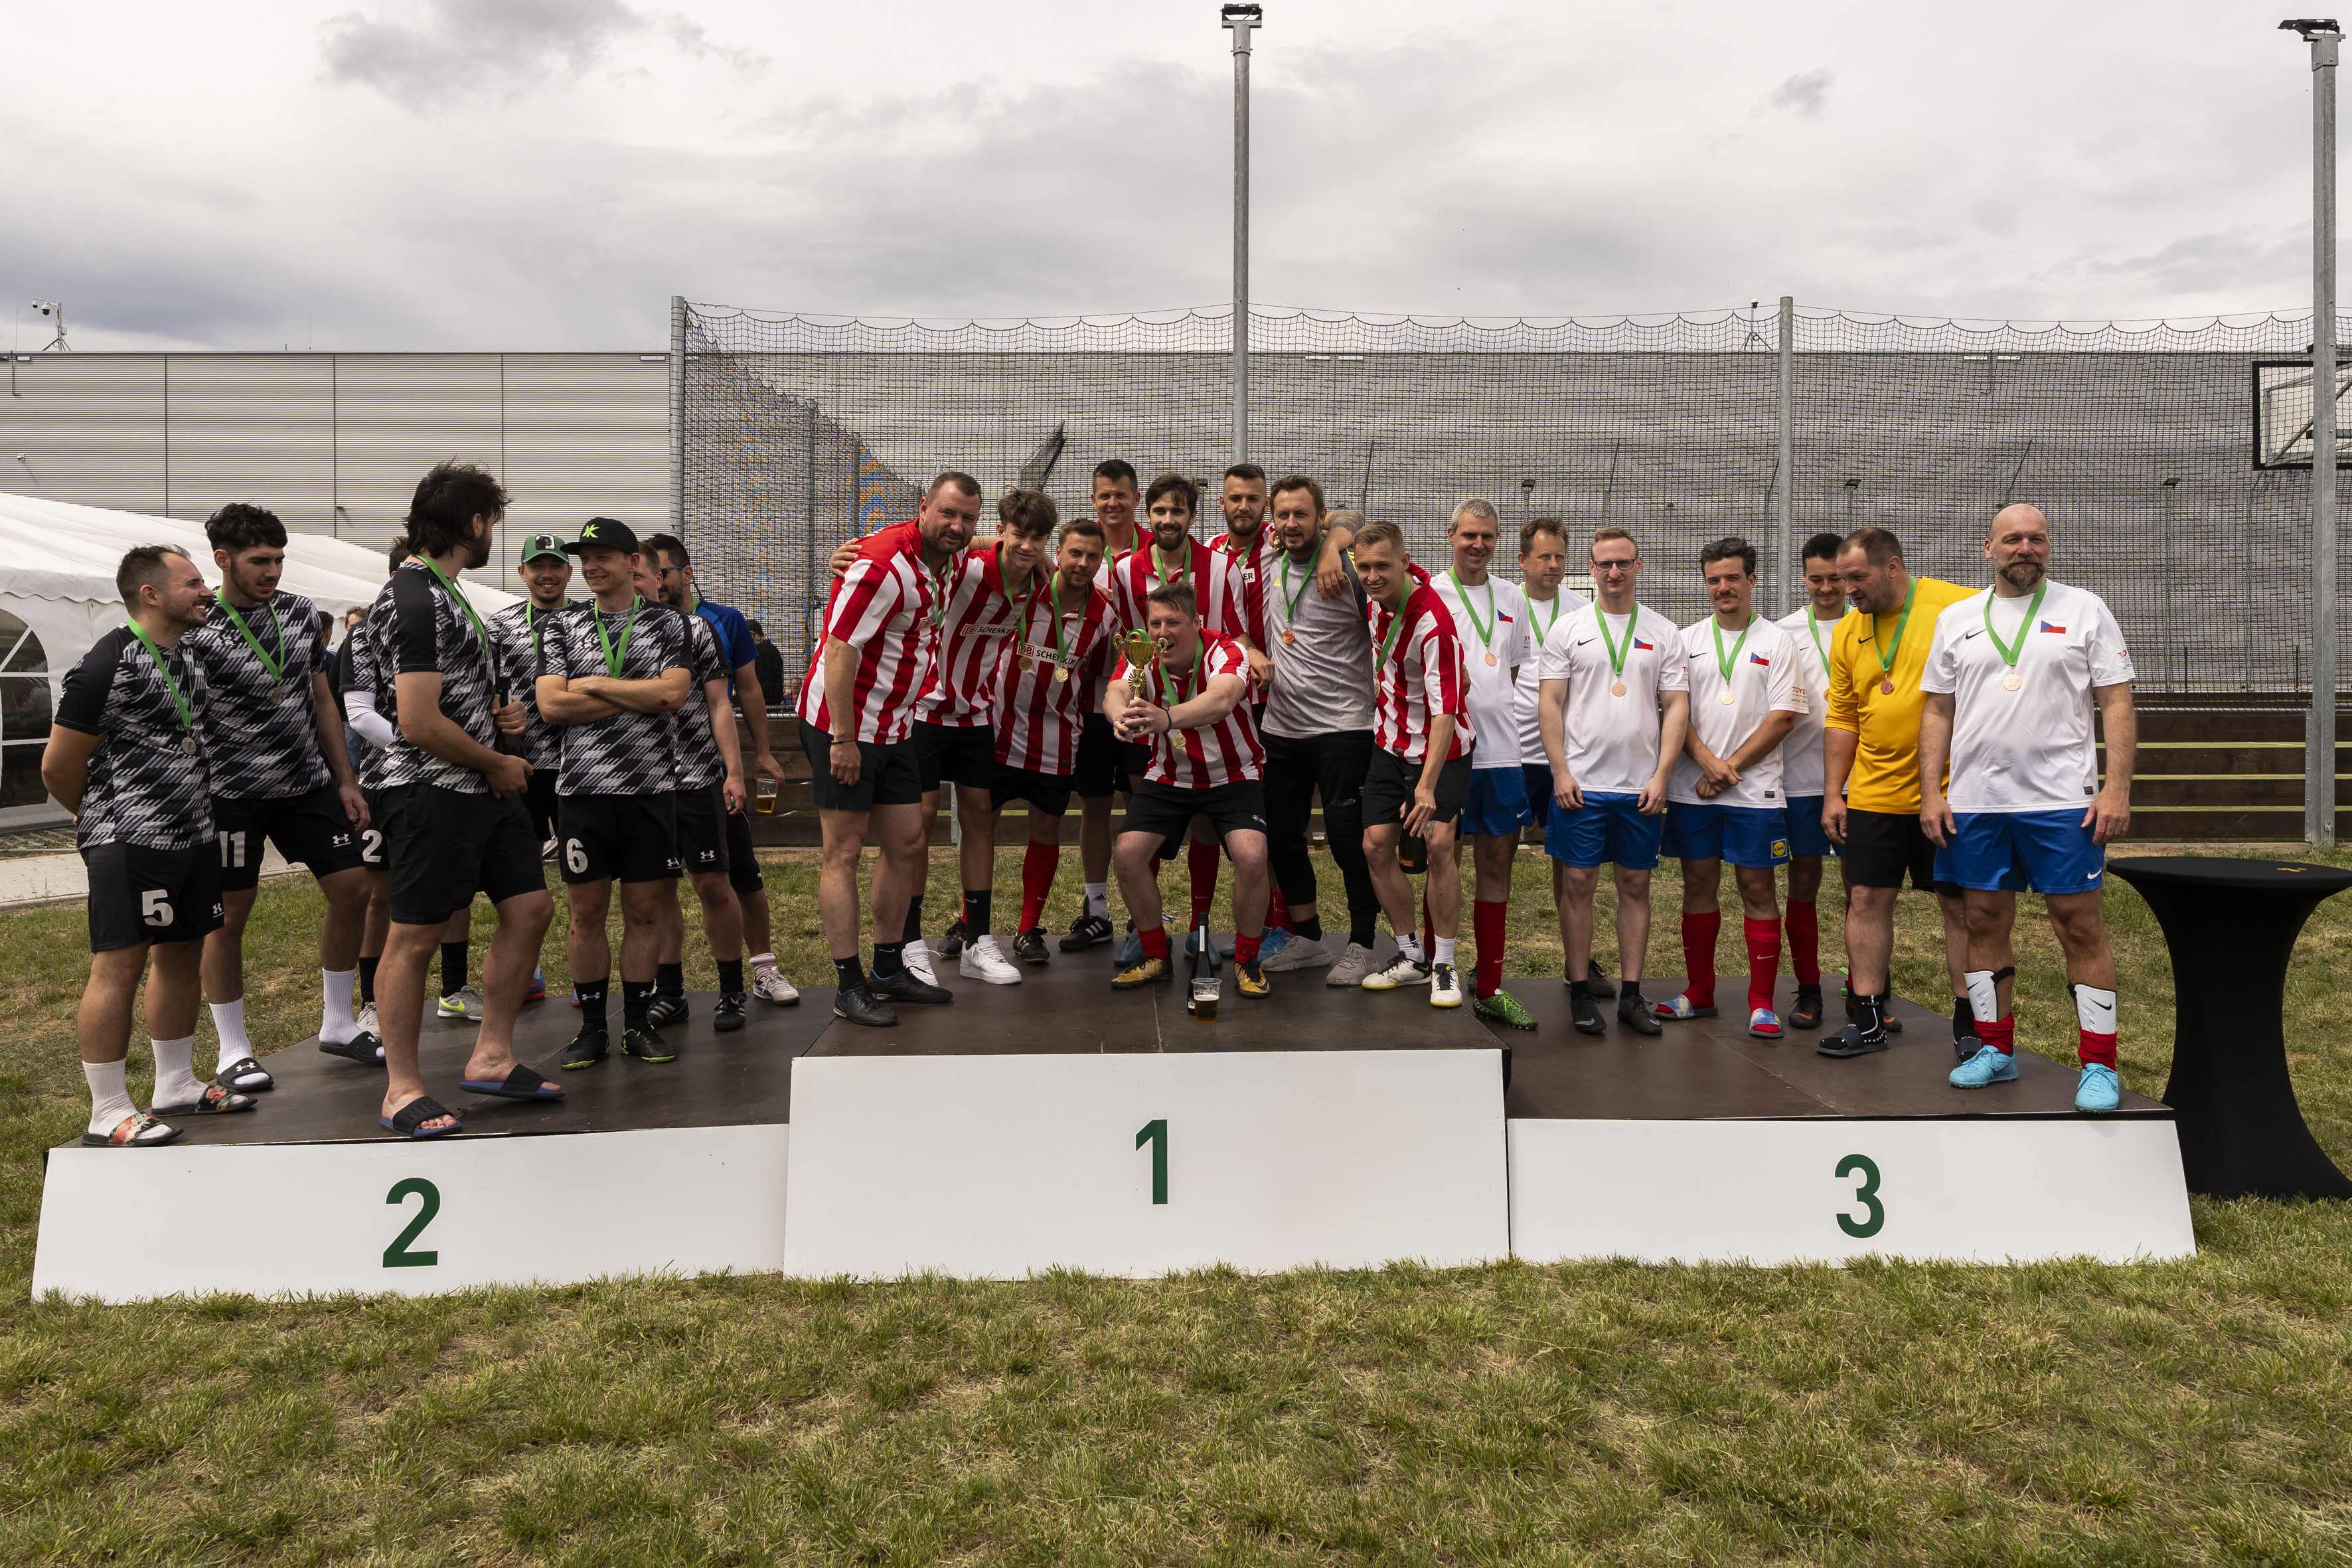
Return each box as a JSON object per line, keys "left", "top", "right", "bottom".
{"left": 319, "top": 0, "right": 682, "bottom": 106}
{"left": 1764, "top": 68, "right": 1833, "bottom": 118}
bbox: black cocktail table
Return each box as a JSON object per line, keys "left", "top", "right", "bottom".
{"left": 2106, "top": 856, "right": 2352, "bottom": 1201}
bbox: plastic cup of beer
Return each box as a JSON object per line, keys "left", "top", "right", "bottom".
{"left": 755, "top": 778, "right": 777, "bottom": 815}
{"left": 1190, "top": 975, "right": 1219, "bottom": 1022}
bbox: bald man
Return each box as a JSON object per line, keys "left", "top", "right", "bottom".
{"left": 1919, "top": 504, "right": 2137, "bottom": 1113}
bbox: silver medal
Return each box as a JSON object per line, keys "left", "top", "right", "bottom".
{"left": 181, "top": 735, "right": 198, "bottom": 755}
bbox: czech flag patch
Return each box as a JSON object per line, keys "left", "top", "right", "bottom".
{"left": 2039, "top": 621, "right": 2067, "bottom": 633}
{"left": 1632, "top": 638, "right": 1654, "bottom": 651}
{"left": 1749, "top": 653, "right": 1771, "bottom": 666}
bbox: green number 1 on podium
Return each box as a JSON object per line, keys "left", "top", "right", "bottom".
{"left": 1136, "top": 1119, "right": 1168, "bottom": 1205}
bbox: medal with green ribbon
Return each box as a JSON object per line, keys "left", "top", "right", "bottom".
{"left": 1530, "top": 591, "right": 1565, "bottom": 652}
{"left": 1446, "top": 570, "right": 1499, "bottom": 667}
{"left": 1152, "top": 541, "right": 1191, "bottom": 591}
{"left": 1804, "top": 606, "right": 1829, "bottom": 669}
{"left": 1981, "top": 582, "right": 2047, "bottom": 692}
{"left": 1374, "top": 597, "right": 1412, "bottom": 668}
{"left": 593, "top": 595, "right": 641, "bottom": 677}
{"left": 125, "top": 618, "right": 200, "bottom": 755}
{"left": 1276, "top": 550, "right": 1315, "bottom": 644}
{"left": 1710, "top": 615, "right": 1753, "bottom": 706}
{"left": 213, "top": 590, "right": 287, "bottom": 686}
{"left": 1596, "top": 609, "right": 1636, "bottom": 696}
{"left": 410, "top": 554, "right": 490, "bottom": 649}
{"left": 1867, "top": 580, "right": 1918, "bottom": 696}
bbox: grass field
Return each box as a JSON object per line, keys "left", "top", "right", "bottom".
{"left": 4, "top": 846, "right": 2351, "bottom": 1565}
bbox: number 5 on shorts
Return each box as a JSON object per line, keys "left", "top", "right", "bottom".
{"left": 141, "top": 889, "right": 173, "bottom": 927}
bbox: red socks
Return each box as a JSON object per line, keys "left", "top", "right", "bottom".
{"left": 1784, "top": 898, "right": 1820, "bottom": 985}
{"left": 1139, "top": 925, "right": 1170, "bottom": 961}
{"left": 1188, "top": 839, "right": 1219, "bottom": 923}
{"left": 2078, "top": 1028, "right": 2118, "bottom": 1068}
{"left": 1978, "top": 1014, "right": 2016, "bottom": 1055}
{"left": 1018, "top": 840, "right": 1059, "bottom": 931}
{"left": 1743, "top": 916, "right": 1781, "bottom": 1014}
{"left": 1235, "top": 931, "right": 1262, "bottom": 965}
{"left": 1679, "top": 911, "right": 1721, "bottom": 1009}
{"left": 1268, "top": 886, "right": 1292, "bottom": 933}
{"left": 1473, "top": 900, "right": 1508, "bottom": 999}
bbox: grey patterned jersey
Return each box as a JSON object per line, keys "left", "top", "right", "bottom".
{"left": 366, "top": 560, "right": 506, "bottom": 796}
{"left": 488, "top": 598, "right": 583, "bottom": 771}
{"left": 55, "top": 625, "right": 216, "bottom": 852}
{"left": 338, "top": 621, "right": 396, "bottom": 791}
{"left": 672, "top": 609, "right": 734, "bottom": 789}
{"left": 183, "top": 589, "right": 332, "bottom": 800}
{"left": 536, "top": 596, "right": 692, "bottom": 798}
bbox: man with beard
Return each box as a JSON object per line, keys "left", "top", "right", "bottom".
{"left": 44, "top": 546, "right": 249, "bottom": 1146}
{"left": 184, "top": 503, "right": 370, "bottom": 1092}
{"left": 365, "top": 462, "right": 560, "bottom": 1137}
{"left": 1921, "top": 504, "right": 2137, "bottom": 1113}
{"left": 1770, "top": 532, "right": 1852, "bottom": 1031}
{"left": 1064, "top": 459, "right": 1146, "bottom": 951}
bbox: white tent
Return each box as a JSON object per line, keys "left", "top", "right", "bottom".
{"left": 0, "top": 490, "right": 519, "bottom": 829}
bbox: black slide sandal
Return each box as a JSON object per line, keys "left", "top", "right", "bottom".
{"left": 459, "top": 1063, "right": 566, "bottom": 1101}
{"left": 320, "top": 1034, "right": 384, "bottom": 1065}
{"left": 151, "top": 1084, "right": 256, "bottom": 1115}
{"left": 380, "top": 1097, "right": 463, "bottom": 1138}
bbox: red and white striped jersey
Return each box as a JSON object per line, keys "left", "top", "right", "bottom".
{"left": 1370, "top": 584, "right": 1474, "bottom": 761}
{"left": 1111, "top": 629, "right": 1264, "bottom": 789}
{"left": 1108, "top": 537, "right": 1252, "bottom": 643}
{"left": 1210, "top": 531, "right": 1272, "bottom": 652}
{"left": 996, "top": 579, "right": 1115, "bottom": 774}
{"left": 793, "top": 520, "right": 943, "bottom": 745}
{"left": 916, "top": 543, "right": 1032, "bottom": 729}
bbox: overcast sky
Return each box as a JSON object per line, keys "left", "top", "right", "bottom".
{"left": 1, "top": 0, "right": 2330, "bottom": 351}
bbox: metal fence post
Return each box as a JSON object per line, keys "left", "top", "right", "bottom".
{"left": 2288, "top": 21, "right": 2341, "bottom": 847}
{"left": 668, "top": 295, "right": 687, "bottom": 540}
{"left": 1223, "top": 5, "right": 1261, "bottom": 467}
{"left": 1776, "top": 295, "right": 1795, "bottom": 619}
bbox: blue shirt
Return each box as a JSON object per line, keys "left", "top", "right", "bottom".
{"left": 692, "top": 597, "right": 757, "bottom": 696}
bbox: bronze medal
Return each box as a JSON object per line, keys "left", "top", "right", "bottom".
{"left": 2002, "top": 672, "right": 2023, "bottom": 691}
{"left": 1718, "top": 688, "right": 1737, "bottom": 705}
{"left": 1280, "top": 629, "right": 1294, "bottom": 645}
{"left": 1484, "top": 651, "right": 1498, "bottom": 667}
{"left": 1879, "top": 678, "right": 1895, "bottom": 695}
{"left": 1610, "top": 680, "right": 1627, "bottom": 698}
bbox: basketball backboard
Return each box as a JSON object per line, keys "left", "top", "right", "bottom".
{"left": 2252, "top": 358, "right": 2352, "bottom": 469}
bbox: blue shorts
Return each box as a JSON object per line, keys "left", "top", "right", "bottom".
{"left": 1783, "top": 795, "right": 1836, "bottom": 859}
{"left": 1544, "top": 791, "right": 1662, "bottom": 870}
{"left": 1462, "top": 767, "right": 1533, "bottom": 836}
{"left": 1522, "top": 763, "right": 1554, "bottom": 830}
{"left": 1661, "top": 800, "right": 1790, "bottom": 870}
{"left": 1932, "top": 809, "right": 2104, "bottom": 896}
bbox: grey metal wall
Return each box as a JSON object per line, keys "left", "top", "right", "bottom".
{"left": 0, "top": 353, "right": 669, "bottom": 568}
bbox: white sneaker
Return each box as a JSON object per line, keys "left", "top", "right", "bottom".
{"left": 436, "top": 985, "right": 486, "bottom": 1021}
{"left": 1260, "top": 930, "right": 1334, "bottom": 972}
{"left": 903, "top": 939, "right": 939, "bottom": 988}
{"left": 1325, "top": 942, "right": 1379, "bottom": 986}
{"left": 751, "top": 966, "right": 800, "bottom": 1004}
{"left": 354, "top": 1002, "right": 380, "bottom": 1037}
{"left": 959, "top": 935, "right": 1024, "bottom": 986}
{"left": 1429, "top": 963, "right": 1464, "bottom": 1008}
{"left": 1361, "top": 953, "right": 1433, "bottom": 990}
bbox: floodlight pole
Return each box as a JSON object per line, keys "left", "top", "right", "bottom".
{"left": 668, "top": 295, "right": 687, "bottom": 540}
{"left": 1223, "top": 5, "right": 1261, "bottom": 467}
{"left": 1775, "top": 295, "right": 1795, "bottom": 619}
{"left": 2288, "top": 19, "right": 2341, "bottom": 846}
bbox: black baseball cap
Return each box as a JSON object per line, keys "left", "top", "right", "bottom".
{"left": 520, "top": 532, "right": 568, "bottom": 564}
{"left": 566, "top": 517, "right": 641, "bottom": 556}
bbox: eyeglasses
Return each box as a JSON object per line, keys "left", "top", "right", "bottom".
{"left": 1589, "top": 558, "right": 1638, "bottom": 574}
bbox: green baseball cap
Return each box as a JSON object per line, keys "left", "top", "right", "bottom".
{"left": 520, "top": 532, "right": 569, "bottom": 564}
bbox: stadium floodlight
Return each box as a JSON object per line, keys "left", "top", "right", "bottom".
{"left": 30, "top": 299, "right": 67, "bottom": 353}
{"left": 2284, "top": 17, "right": 2341, "bottom": 846}
{"left": 1221, "top": 4, "right": 1262, "bottom": 467}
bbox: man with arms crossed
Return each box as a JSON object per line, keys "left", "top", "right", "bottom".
{"left": 185, "top": 503, "right": 371, "bottom": 1091}
{"left": 1352, "top": 521, "right": 1476, "bottom": 1008}
{"left": 1429, "top": 499, "right": 1539, "bottom": 1027}
{"left": 1064, "top": 459, "right": 1146, "bottom": 951}
{"left": 1514, "top": 518, "right": 1612, "bottom": 998}
{"left": 993, "top": 515, "right": 1115, "bottom": 963}
{"left": 1655, "top": 538, "right": 1800, "bottom": 1038}
{"left": 797, "top": 475, "right": 975, "bottom": 1025}
{"left": 1257, "top": 483, "right": 1381, "bottom": 984}
{"left": 45, "top": 546, "right": 250, "bottom": 1146}
{"left": 1921, "top": 504, "right": 2136, "bottom": 1113}
{"left": 366, "top": 462, "right": 560, "bottom": 1137}
{"left": 1817, "top": 526, "right": 1976, "bottom": 1059}
{"left": 1537, "top": 527, "right": 1689, "bottom": 1038}
{"left": 1101, "top": 582, "right": 1274, "bottom": 996}
{"left": 1770, "top": 532, "right": 1849, "bottom": 1031}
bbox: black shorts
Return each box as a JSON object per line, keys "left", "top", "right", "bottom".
{"left": 380, "top": 783, "right": 546, "bottom": 926}
{"left": 1073, "top": 711, "right": 1140, "bottom": 799}
{"left": 724, "top": 802, "right": 763, "bottom": 894}
{"left": 210, "top": 783, "right": 367, "bottom": 892}
{"left": 1360, "top": 747, "right": 1473, "bottom": 828}
{"left": 800, "top": 719, "right": 923, "bottom": 812}
{"left": 359, "top": 788, "right": 390, "bottom": 872}
{"left": 914, "top": 720, "right": 996, "bottom": 792}
{"left": 1120, "top": 777, "right": 1268, "bottom": 848}
{"left": 558, "top": 793, "right": 682, "bottom": 886}
{"left": 524, "top": 769, "right": 560, "bottom": 846}
{"left": 83, "top": 842, "right": 224, "bottom": 952}
{"left": 1844, "top": 807, "right": 1962, "bottom": 896}
{"left": 674, "top": 781, "right": 732, "bottom": 876}
{"left": 991, "top": 763, "right": 1074, "bottom": 818}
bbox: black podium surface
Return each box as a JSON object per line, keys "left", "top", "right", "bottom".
{"left": 2107, "top": 856, "right": 2352, "bottom": 1201}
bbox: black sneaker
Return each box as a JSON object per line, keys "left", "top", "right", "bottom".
{"left": 1616, "top": 994, "right": 1663, "bottom": 1037}
{"left": 714, "top": 991, "right": 747, "bottom": 1033}
{"left": 832, "top": 984, "right": 898, "bottom": 1028}
{"left": 1817, "top": 1024, "right": 1889, "bottom": 1058}
{"left": 870, "top": 969, "right": 953, "bottom": 1004}
{"left": 562, "top": 1026, "right": 610, "bottom": 1070}
{"left": 1584, "top": 969, "right": 1617, "bottom": 1000}
{"left": 1789, "top": 984, "right": 1824, "bottom": 1030}
{"left": 1570, "top": 990, "right": 1607, "bottom": 1036}
{"left": 648, "top": 993, "right": 688, "bottom": 1028}
{"left": 623, "top": 1023, "right": 676, "bottom": 1063}
{"left": 1012, "top": 927, "right": 1050, "bottom": 965}
{"left": 1059, "top": 911, "right": 1113, "bottom": 952}
{"left": 1843, "top": 988, "right": 1902, "bottom": 1035}
{"left": 937, "top": 918, "right": 969, "bottom": 959}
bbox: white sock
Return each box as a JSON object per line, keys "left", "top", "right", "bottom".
{"left": 1434, "top": 935, "right": 1458, "bottom": 967}
{"left": 749, "top": 951, "right": 776, "bottom": 973}
{"left": 209, "top": 998, "right": 252, "bottom": 1061}
{"left": 322, "top": 968, "right": 357, "bottom": 1043}
{"left": 2076, "top": 984, "right": 2119, "bottom": 1035}
{"left": 152, "top": 1034, "right": 200, "bottom": 1108}
{"left": 1085, "top": 884, "right": 1109, "bottom": 918}
{"left": 1964, "top": 968, "right": 2001, "bottom": 1024}
{"left": 1396, "top": 931, "right": 1424, "bottom": 964}
{"left": 85, "top": 1059, "right": 133, "bottom": 1137}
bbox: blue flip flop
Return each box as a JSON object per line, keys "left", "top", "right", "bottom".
{"left": 381, "top": 1096, "right": 463, "bottom": 1138}
{"left": 458, "top": 1063, "right": 566, "bottom": 1101}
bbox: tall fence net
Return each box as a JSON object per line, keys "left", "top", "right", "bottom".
{"left": 676, "top": 304, "right": 2344, "bottom": 701}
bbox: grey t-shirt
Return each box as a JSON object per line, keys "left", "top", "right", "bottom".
{"left": 1260, "top": 547, "right": 1376, "bottom": 739}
